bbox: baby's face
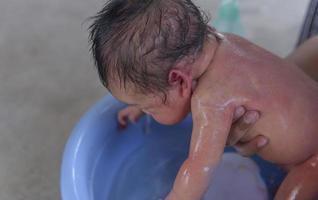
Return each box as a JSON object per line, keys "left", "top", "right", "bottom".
{"left": 110, "top": 83, "right": 191, "bottom": 125}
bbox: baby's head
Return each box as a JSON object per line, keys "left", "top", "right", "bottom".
{"left": 90, "top": 0, "right": 211, "bottom": 124}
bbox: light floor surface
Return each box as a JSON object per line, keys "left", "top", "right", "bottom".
{"left": 0, "top": 0, "right": 310, "bottom": 199}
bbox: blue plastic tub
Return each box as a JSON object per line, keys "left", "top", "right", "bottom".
{"left": 61, "top": 95, "right": 286, "bottom": 200}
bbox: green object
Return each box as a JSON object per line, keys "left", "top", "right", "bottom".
{"left": 212, "top": 0, "right": 245, "bottom": 36}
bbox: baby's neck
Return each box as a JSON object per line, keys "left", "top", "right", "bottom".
{"left": 191, "top": 35, "right": 221, "bottom": 81}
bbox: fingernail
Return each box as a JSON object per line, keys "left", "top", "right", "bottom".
{"left": 235, "top": 106, "right": 245, "bottom": 117}
{"left": 257, "top": 138, "right": 268, "bottom": 147}
{"left": 245, "top": 112, "right": 258, "bottom": 124}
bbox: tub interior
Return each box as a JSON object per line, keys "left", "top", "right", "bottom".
{"left": 61, "top": 96, "right": 286, "bottom": 200}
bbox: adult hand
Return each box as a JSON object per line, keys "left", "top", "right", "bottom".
{"left": 227, "top": 106, "right": 269, "bottom": 156}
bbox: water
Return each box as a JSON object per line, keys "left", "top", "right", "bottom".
{"left": 143, "top": 114, "right": 152, "bottom": 134}
{"left": 108, "top": 125, "right": 189, "bottom": 200}
{"left": 108, "top": 146, "right": 186, "bottom": 200}
{"left": 88, "top": 115, "right": 280, "bottom": 200}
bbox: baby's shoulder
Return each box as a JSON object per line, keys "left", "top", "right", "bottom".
{"left": 192, "top": 76, "right": 239, "bottom": 109}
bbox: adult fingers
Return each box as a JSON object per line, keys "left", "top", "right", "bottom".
{"left": 234, "top": 135, "right": 269, "bottom": 157}
{"left": 227, "top": 110, "right": 260, "bottom": 146}
{"left": 233, "top": 106, "right": 246, "bottom": 122}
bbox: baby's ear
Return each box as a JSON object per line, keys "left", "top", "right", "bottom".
{"left": 168, "top": 69, "right": 181, "bottom": 85}
{"left": 168, "top": 69, "right": 192, "bottom": 97}
{"left": 168, "top": 56, "right": 194, "bottom": 86}
{"left": 168, "top": 69, "right": 187, "bottom": 86}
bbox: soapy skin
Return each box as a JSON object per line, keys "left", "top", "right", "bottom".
{"left": 167, "top": 34, "right": 318, "bottom": 200}
{"left": 113, "top": 33, "right": 318, "bottom": 200}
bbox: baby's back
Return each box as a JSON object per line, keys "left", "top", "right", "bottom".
{"left": 208, "top": 34, "right": 318, "bottom": 166}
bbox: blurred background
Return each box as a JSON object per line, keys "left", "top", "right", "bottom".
{"left": 0, "top": 0, "right": 310, "bottom": 199}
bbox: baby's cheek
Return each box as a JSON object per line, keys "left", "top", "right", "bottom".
{"left": 151, "top": 113, "right": 176, "bottom": 125}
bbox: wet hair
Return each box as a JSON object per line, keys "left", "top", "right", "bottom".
{"left": 89, "top": 0, "right": 209, "bottom": 97}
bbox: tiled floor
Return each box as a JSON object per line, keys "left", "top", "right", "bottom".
{"left": 0, "top": 0, "right": 310, "bottom": 199}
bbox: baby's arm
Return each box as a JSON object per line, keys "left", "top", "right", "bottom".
{"left": 274, "top": 154, "right": 318, "bottom": 200}
{"left": 166, "top": 95, "right": 235, "bottom": 200}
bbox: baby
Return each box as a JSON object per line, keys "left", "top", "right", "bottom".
{"left": 89, "top": 0, "right": 318, "bottom": 199}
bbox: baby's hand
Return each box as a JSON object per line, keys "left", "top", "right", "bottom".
{"left": 117, "top": 106, "right": 144, "bottom": 128}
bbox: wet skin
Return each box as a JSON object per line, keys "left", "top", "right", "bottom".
{"left": 113, "top": 33, "right": 318, "bottom": 199}
{"left": 166, "top": 34, "right": 318, "bottom": 200}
